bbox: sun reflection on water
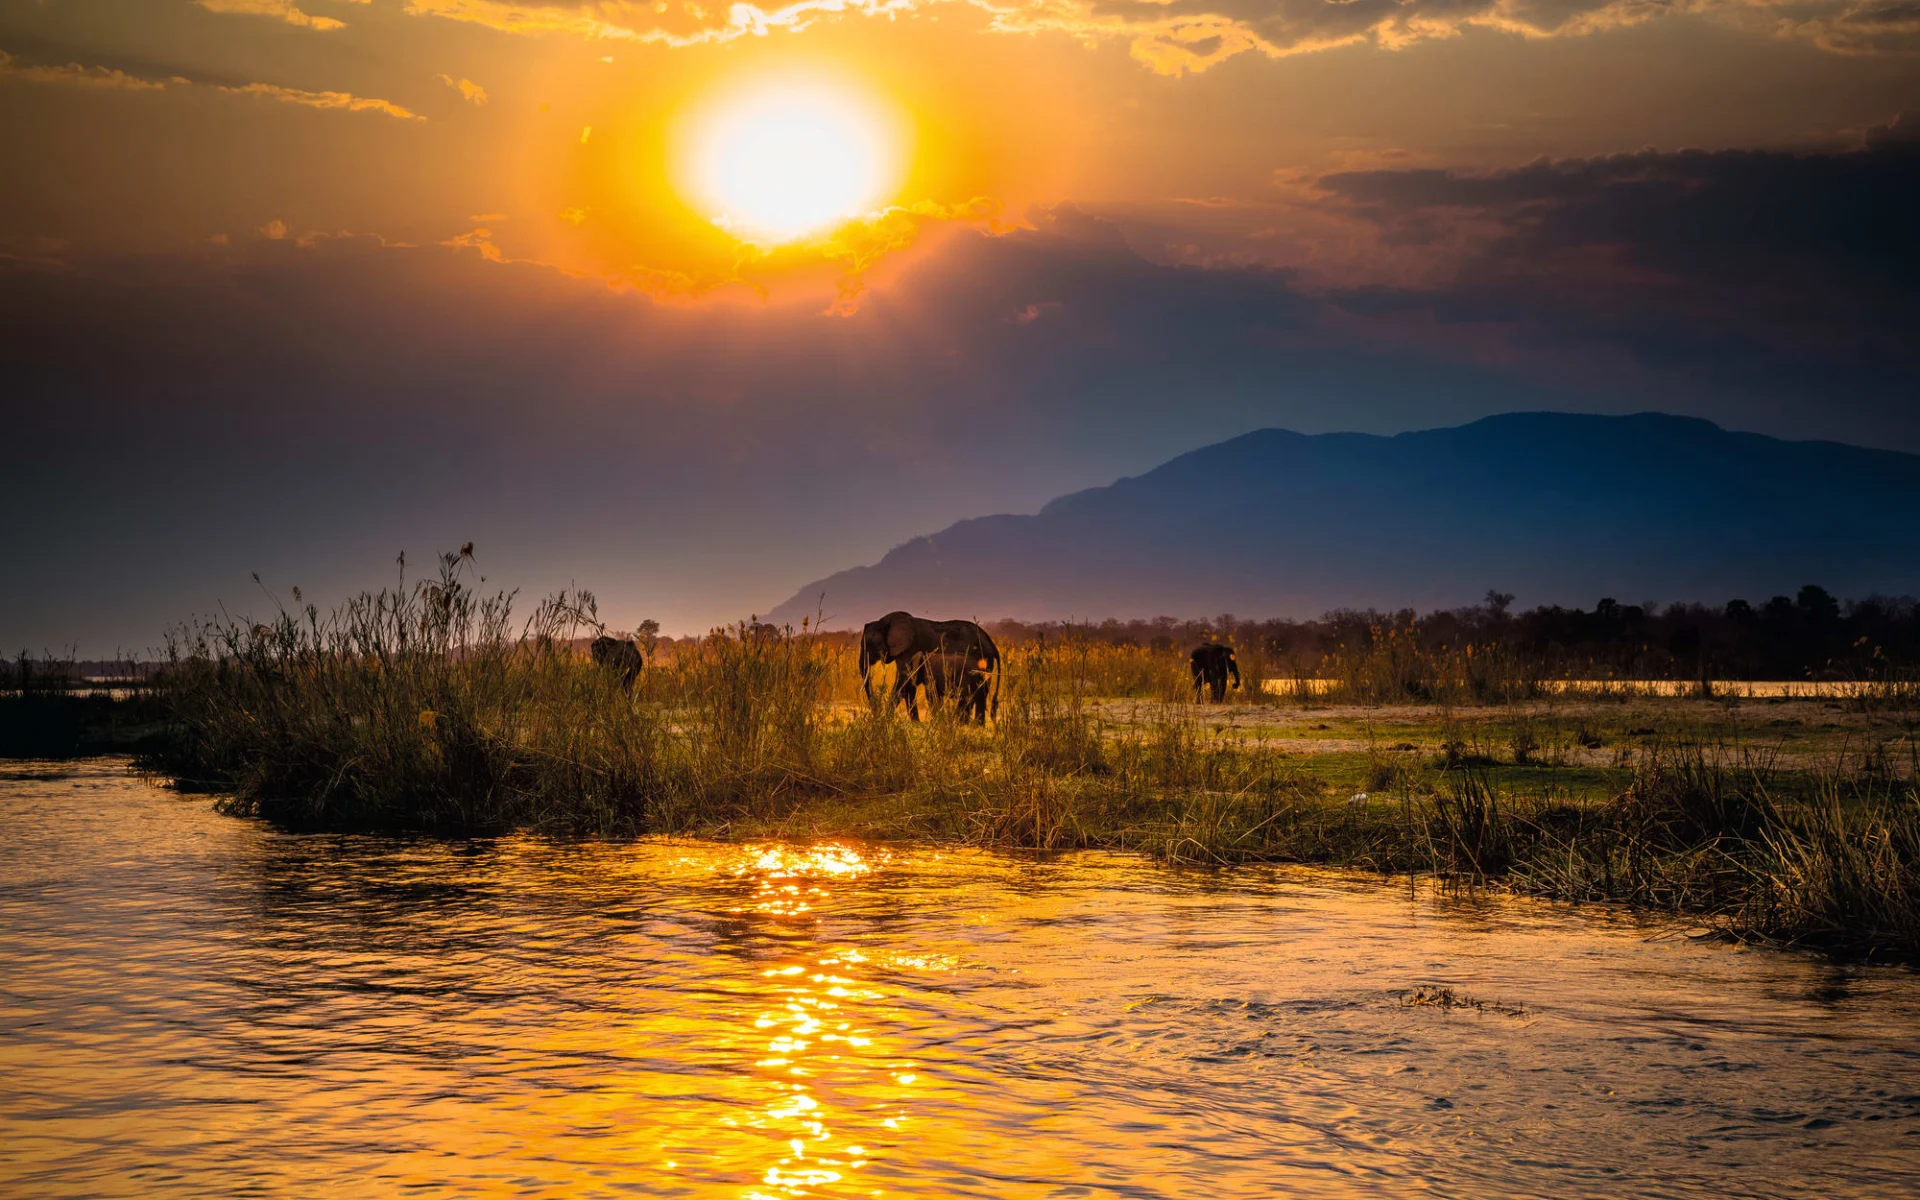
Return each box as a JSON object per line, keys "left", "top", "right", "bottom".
{"left": 686, "top": 841, "right": 936, "bottom": 1197}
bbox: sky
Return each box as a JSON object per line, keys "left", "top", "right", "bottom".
{"left": 1, "top": 0, "right": 1917, "bottom": 650}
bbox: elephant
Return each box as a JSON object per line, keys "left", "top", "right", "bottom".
{"left": 923, "top": 648, "right": 997, "bottom": 723}
{"left": 925, "top": 620, "right": 1002, "bottom": 722}
{"left": 1189, "top": 644, "right": 1239, "bottom": 702}
{"left": 858, "top": 611, "right": 1001, "bottom": 722}
{"left": 589, "top": 635, "right": 645, "bottom": 688}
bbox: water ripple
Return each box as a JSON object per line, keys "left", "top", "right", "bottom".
{"left": 2, "top": 761, "right": 1919, "bottom": 1198}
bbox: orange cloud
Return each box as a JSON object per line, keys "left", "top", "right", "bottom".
{"left": 436, "top": 191, "right": 1008, "bottom": 312}
{"left": 196, "top": 0, "right": 362, "bottom": 31}
{"left": 2, "top": 48, "right": 425, "bottom": 122}
{"left": 437, "top": 74, "right": 489, "bottom": 104}
{"left": 443, "top": 227, "right": 507, "bottom": 261}
{"left": 215, "top": 82, "right": 424, "bottom": 120}
{"left": 403, "top": 0, "right": 920, "bottom": 47}
{"left": 808, "top": 196, "right": 1007, "bottom": 312}
{"left": 0, "top": 49, "right": 168, "bottom": 90}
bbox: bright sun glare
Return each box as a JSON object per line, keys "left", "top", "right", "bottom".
{"left": 682, "top": 79, "right": 901, "bottom": 244}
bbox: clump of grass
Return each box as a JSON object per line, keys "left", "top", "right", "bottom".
{"left": 147, "top": 553, "right": 850, "bottom": 833}
{"left": 1742, "top": 784, "right": 1920, "bottom": 955}
{"left": 1429, "top": 770, "right": 1513, "bottom": 880}
{"left": 1509, "top": 721, "right": 1540, "bottom": 764}
{"left": 1401, "top": 985, "right": 1528, "bottom": 1018}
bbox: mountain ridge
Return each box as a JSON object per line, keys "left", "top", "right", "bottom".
{"left": 766, "top": 412, "right": 1920, "bottom": 628}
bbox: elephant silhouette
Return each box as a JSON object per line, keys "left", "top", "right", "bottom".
{"left": 858, "top": 610, "right": 1000, "bottom": 722}
{"left": 589, "top": 635, "right": 644, "bottom": 688}
{"left": 1189, "top": 644, "right": 1239, "bottom": 702}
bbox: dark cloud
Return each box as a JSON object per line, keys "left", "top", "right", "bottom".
{"left": 1089, "top": 0, "right": 1607, "bottom": 53}
{"left": 1313, "top": 133, "right": 1920, "bottom": 395}
{"left": 1082, "top": 0, "right": 1920, "bottom": 66}
{"left": 1793, "top": 2, "right": 1920, "bottom": 54}
{"left": 1867, "top": 109, "right": 1920, "bottom": 146}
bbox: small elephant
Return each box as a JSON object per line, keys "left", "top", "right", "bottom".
{"left": 858, "top": 611, "right": 1001, "bottom": 722}
{"left": 923, "top": 648, "right": 997, "bottom": 723}
{"left": 590, "top": 635, "right": 644, "bottom": 688}
{"left": 1189, "top": 644, "right": 1239, "bottom": 703}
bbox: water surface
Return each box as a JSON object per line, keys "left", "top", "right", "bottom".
{"left": 3, "top": 761, "right": 1918, "bottom": 1198}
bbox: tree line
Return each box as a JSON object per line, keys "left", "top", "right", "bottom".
{"left": 987, "top": 586, "right": 1920, "bottom": 680}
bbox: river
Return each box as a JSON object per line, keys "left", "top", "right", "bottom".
{"left": 3, "top": 760, "right": 1917, "bottom": 1198}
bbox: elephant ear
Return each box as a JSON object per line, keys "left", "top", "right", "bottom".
{"left": 885, "top": 615, "right": 915, "bottom": 658}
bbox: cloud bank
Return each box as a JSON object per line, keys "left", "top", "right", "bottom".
{"left": 392, "top": 0, "right": 1920, "bottom": 73}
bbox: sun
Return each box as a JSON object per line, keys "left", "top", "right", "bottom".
{"left": 678, "top": 77, "right": 903, "bottom": 245}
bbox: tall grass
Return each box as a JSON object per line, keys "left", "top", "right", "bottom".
{"left": 140, "top": 562, "right": 1920, "bottom": 957}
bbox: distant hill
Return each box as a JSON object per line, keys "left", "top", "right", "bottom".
{"left": 766, "top": 413, "right": 1920, "bottom": 627}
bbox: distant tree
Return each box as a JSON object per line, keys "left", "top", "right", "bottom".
{"left": 1725, "top": 598, "right": 1754, "bottom": 623}
{"left": 1668, "top": 625, "right": 1703, "bottom": 671}
{"left": 1484, "top": 590, "right": 1515, "bottom": 619}
{"left": 1797, "top": 585, "right": 1840, "bottom": 624}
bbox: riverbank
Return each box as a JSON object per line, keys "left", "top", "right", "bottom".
{"left": 96, "top": 562, "right": 1920, "bottom": 959}
{"left": 136, "top": 666, "right": 1920, "bottom": 959}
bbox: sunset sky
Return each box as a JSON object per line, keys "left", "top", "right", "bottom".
{"left": 2, "top": 0, "right": 1917, "bottom": 649}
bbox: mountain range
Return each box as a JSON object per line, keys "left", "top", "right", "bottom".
{"left": 765, "top": 413, "right": 1920, "bottom": 627}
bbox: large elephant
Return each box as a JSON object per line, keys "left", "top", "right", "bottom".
{"left": 858, "top": 611, "right": 1001, "bottom": 722}
{"left": 1189, "top": 644, "right": 1239, "bottom": 703}
{"left": 590, "top": 635, "right": 645, "bottom": 688}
